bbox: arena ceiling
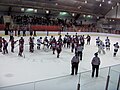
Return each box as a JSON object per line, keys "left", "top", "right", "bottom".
{"left": 0, "top": 0, "right": 119, "bottom": 16}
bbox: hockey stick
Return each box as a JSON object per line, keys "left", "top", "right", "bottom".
{"left": 77, "top": 73, "right": 81, "bottom": 90}
{"left": 22, "top": 52, "right": 25, "bottom": 58}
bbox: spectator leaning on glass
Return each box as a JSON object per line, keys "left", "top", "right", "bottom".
{"left": 71, "top": 53, "right": 79, "bottom": 75}
{"left": 91, "top": 53, "right": 100, "bottom": 78}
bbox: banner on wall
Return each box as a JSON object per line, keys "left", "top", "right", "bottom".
{"left": 3, "top": 16, "right": 11, "bottom": 24}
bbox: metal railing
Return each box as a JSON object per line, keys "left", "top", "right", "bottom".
{"left": 0, "top": 64, "right": 120, "bottom": 90}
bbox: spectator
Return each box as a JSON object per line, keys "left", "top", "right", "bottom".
{"left": 71, "top": 53, "right": 79, "bottom": 75}
{"left": 91, "top": 53, "right": 100, "bottom": 77}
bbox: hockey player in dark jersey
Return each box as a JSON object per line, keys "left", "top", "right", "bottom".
{"left": 86, "top": 35, "right": 91, "bottom": 45}
{"left": 18, "top": 37, "right": 24, "bottom": 56}
{"left": 11, "top": 37, "right": 18, "bottom": 53}
{"left": 51, "top": 38, "right": 57, "bottom": 54}
{"left": 2, "top": 38, "right": 8, "bottom": 54}
{"left": 43, "top": 37, "right": 49, "bottom": 49}
{"left": 29, "top": 37, "right": 34, "bottom": 53}
{"left": 56, "top": 42, "right": 62, "bottom": 58}
{"left": 71, "top": 35, "right": 75, "bottom": 53}
{"left": 79, "top": 35, "right": 85, "bottom": 46}
{"left": 66, "top": 36, "right": 71, "bottom": 48}
{"left": 63, "top": 35, "right": 67, "bottom": 47}
{"left": 0, "top": 37, "right": 2, "bottom": 52}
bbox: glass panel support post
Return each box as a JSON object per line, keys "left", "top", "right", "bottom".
{"left": 117, "top": 74, "right": 120, "bottom": 90}
{"left": 105, "top": 67, "right": 111, "bottom": 90}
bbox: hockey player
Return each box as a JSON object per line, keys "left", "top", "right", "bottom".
{"left": 29, "top": 37, "right": 34, "bottom": 53}
{"left": 9, "top": 30, "right": 14, "bottom": 41}
{"left": 37, "top": 37, "right": 42, "bottom": 50}
{"left": 66, "top": 36, "right": 71, "bottom": 48}
{"left": 76, "top": 44, "right": 84, "bottom": 60}
{"left": 79, "top": 35, "right": 85, "bottom": 46}
{"left": 74, "top": 36, "right": 79, "bottom": 46}
{"left": 2, "top": 38, "right": 8, "bottom": 54}
{"left": 56, "top": 42, "right": 62, "bottom": 58}
{"left": 11, "top": 37, "right": 18, "bottom": 53}
{"left": 71, "top": 35, "right": 75, "bottom": 53}
{"left": 63, "top": 35, "right": 67, "bottom": 47}
{"left": 96, "top": 37, "right": 100, "bottom": 46}
{"left": 43, "top": 37, "right": 49, "bottom": 49}
{"left": 58, "top": 35, "right": 62, "bottom": 44}
{"left": 105, "top": 37, "right": 110, "bottom": 50}
{"left": 98, "top": 40, "right": 105, "bottom": 54}
{"left": 113, "top": 42, "right": 119, "bottom": 57}
{"left": 51, "top": 37, "right": 57, "bottom": 54}
{"left": 86, "top": 35, "right": 91, "bottom": 45}
{"left": 18, "top": 37, "right": 24, "bottom": 56}
{"left": 49, "top": 36, "right": 54, "bottom": 49}
{"left": 0, "top": 37, "right": 2, "bottom": 52}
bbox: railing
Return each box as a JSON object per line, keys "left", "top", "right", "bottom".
{"left": 0, "top": 64, "right": 120, "bottom": 90}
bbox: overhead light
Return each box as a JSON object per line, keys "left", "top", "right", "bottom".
{"left": 113, "top": 20, "right": 115, "bottom": 21}
{"left": 117, "top": 2, "right": 119, "bottom": 6}
{"left": 25, "top": 8, "right": 34, "bottom": 13}
{"left": 99, "top": 3, "right": 102, "bottom": 7}
{"left": 60, "top": 12, "right": 68, "bottom": 15}
{"left": 97, "top": 16, "right": 99, "bottom": 19}
{"left": 72, "top": 13, "right": 75, "bottom": 16}
{"left": 55, "top": 3, "right": 58, "bottom": 5}
{"left": 108, "top": 1, "right": 112, "bottom": 4}
{"left": 102, "top": 0, "right": 104, "bottom": 2}
{"left": 34, "top": 9, "right": 37, "bottom": 13}
{"left": 96, "top": 0, "right": 100, "bottom": 1}
{"left": 21, "top": 8, "right": 25, "bottom": 12}
{"left": 85, "top": 0, "right": 88, "bottom": 3}
{"left": 74, "top": 0, "right": 77, "bottom": 3}
{"left": 109, "top": 19, "right": 111, "bottom": 21}
{"left": 83, "top": 15, "right": 86, "bottom": 17}
{"left": 46, "top": 10, "right": 49, "bottom": 14}
{"left": 87, "top": 15, "right": 91, "bottom": 18}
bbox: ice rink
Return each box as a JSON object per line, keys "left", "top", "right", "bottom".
{"left": 0, "top": 32, "right": 120, "bottom": 90}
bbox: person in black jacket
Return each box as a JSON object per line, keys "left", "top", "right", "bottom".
{"left": 71, "top": 54, "right": 79, "bottom": 75}
{"left": 91, "top": 53, "right": 100, "bottom": 77}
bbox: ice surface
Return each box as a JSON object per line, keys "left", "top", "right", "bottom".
{"left": 0, "top": 33, "right": 120, "bottom": 90}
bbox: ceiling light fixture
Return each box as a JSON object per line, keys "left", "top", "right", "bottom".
{"left": 34, "top": 9, "right": 37, "bottom": 13}
{"left": 108, "top": 1, "right": 112, "bottom": 4}
{"left": 117, "top": 2, "right": 119, "bottom": 6}
{"left": 55, "top": 3, "right": 58, "bottom": 5}
{"left": 46, "top": 10, "right": 49, "bottom": 14}
{"left": 83, "top": 15, "right": 86, "bottom": 17}
{"left": 85, "top": 1, "right": 87, "bottom": 4}
{"left": 99, "top": 3, "right": 102, "bottom": 7}
{"left": 21, "top": 8, "right": 25, "bottom": 12}
{"left": 102, "top": 0, "right": 104, "bottom": 2}
{"left": 97, "top": 16, "right": 99, "bottom": 19}
{"left": 72, "top": 13, "right": 75, "bottom": 16}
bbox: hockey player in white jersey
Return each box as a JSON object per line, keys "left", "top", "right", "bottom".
{"left": 113, "top": 42, "right": 119, "bottom": 57}
{"left": 96, "top": 37, "right": 100, "bottom": 46}
{"left": 105, "top": 37, "right": 110, "bottom": 50}
{"left": 37, "top": 37, "right": 42, "bottom": 50}
{"left": 98, "top": 40, "right": 105, "bottom": 54}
